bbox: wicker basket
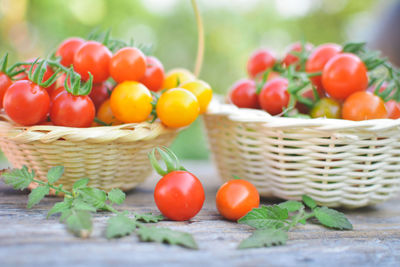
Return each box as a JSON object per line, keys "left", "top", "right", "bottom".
{"left": 203, "top": 98, "right": 400, "bottom": 208}
{"left": 0, "top": 115, "right": 178, "bottom": 191}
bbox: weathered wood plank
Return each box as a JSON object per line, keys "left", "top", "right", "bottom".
{"left": 0, "top": 161, "right": 399, "bottom": 267}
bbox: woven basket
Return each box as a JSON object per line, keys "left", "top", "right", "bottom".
{"left": 203, "top": 98, "right": 400, "bottom": 208}
{"left": 0, "top": 115, "right": 178, "bottom": 191}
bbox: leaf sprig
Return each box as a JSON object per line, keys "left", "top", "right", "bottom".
{"left": 0, "top": 166, "right": 198, "bottom": 249}
{"left": 237, "top": 195, "right": 353, "bottom": 249}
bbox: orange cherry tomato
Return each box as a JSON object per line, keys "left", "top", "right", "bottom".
{"left": 216, "top": 179, "right": 260, "bottom": 221}
{"left": 156, "top": 88, "right": 199, "bottom": 128}
{"left": 163, "top": 69, "right": 195, "bottom": 89}
{"left": 97, "top": 99, "right": 122, "bottom": 125}
{"left": 109, "top": 47, "right": 146, "bottom": 83}
{"left": 110, "top": 81, "right": 153, "bottom": 123}
{"left": 180, "top": 80, "right": 212, "bottom": 114}
{"left": 342, "top": 91, "right": 387, "bottom": 121}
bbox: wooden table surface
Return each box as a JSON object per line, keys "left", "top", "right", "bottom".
{"left": 1, "top": 160, "right": 400, "bottom": 267}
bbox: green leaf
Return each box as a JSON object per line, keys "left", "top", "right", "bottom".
{"left": 106, "top": 214, "right": 136, "bottom": 239}
{"left": 72, "top": 199, "right": 97, "bottom": 212}
{"left": 278, "top": 200, "right": 304, "bottom": 212}
{"left": 302, "top": 195, "right": 317, "bottom": 209}
{"left": 2, "top": 166, "right": 34, "bottom": 190}
{"left": 73, "top": 178, "right": 89, "bottom": 190}
{"left": 47, "top": 198, "right": 73, "bottom": 218}
{"left": 47, "top": 166, "right": 64, "bottom": 184}
{"left": 238, "top": 205, "right": 288, "bottom": 230}
{"left": 238, "top": 229, "right": 288, "bottom": 249}
{"left": 27, "top": 185, "right": 50, "bottom": 208}
{"left": 134, "top": 213, "right": 164, "bottom": 223}
{"left": 66, "top": 210, "right": 93, "bottom": 238}
{"left": 107, "top": 188, "right": 126, "bottom": 205}
{"left": 60, "top": 209, "right": 73, "bottom": 222}
{"left": 136, "top": 226, "right": 198, "bottom": 249}
{"left": 314, "top": 206, "right": 353, "bottom": 230}
{"left": 78, "top": 187, "right": 107, "bottom": 209}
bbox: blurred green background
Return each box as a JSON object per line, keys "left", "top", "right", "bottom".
{"left": 0, "top": 0, "right": 394, "bottom": 159}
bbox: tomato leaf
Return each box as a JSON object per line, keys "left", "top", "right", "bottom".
{"left": 238, "top": 205, "right": 288, "bottom": 230}
{"left": 46, "top": 166, "right": 64, "bottom": 184}
{"left": 73, "top": 178, "right": 89, "bottom": 190}
{"left": 27, "top": 185, "right": 50, "bottom": 209}
{"left": 277, "top": 200, "right": 304, "bottom": 212}
{"left": 2, "top": 166, "right": 34, "bottom": 190}
{"left": 77, "top": 187, "right": 107, "bottom": 209}
{"left": 302, "top": 195, "right": 317, "bottom": 209}
{"left": 134, "top": 213, "right": 165, "bottom": 223}
{"left": 106, "top": 214, "right": 136, "bottom": 239}
{"left": 47, "top": 198, "right": 73, "bottom": 218}
{"left": 314, "top": 206, "right": 353, "bottom": 230}
{"left": 66, "top": 210, "right": 93, "bottom": 238}
{"left": 107, "top": 188, "right": 126, "bottom": 205}
{"left": 136, "top": 226, "right": 198, "bottom": 249}
{"left": 72, "top": 199, "right": 97, "bottom": 212}
{"left": 238, "top": 229, "right": 288, "bottom": 249}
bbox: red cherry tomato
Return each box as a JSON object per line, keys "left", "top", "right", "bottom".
{"left": 247, "top": 49, "right": 276, "bottom": 78}
{"left": 50, "top": 93, "right": 95, "bottom": 127}
{"left": 89, "top": 82, "right": 112, "bottom": 109}
{"left": 109, "top": 47, "right": 146, "bottom": 83}
{"left": 229, "top": 79, "right": 259, "bottom": 109}
{"left": 0, "top": 72, "right": 12, "bottom": 109}
{"left": 3, "top": 80, "right": 50, "bottom": 126}
{"left": 282, "top": 42, "right": 313, "bottom": 69}
{"left": 306, "top": 43, "right": 342, "bottom": 89}
{"left": 139, "top": 56, "right": 164, "bottom": 92}
{"left": 55, "top": 37, "right": 85, "bottom": 67}
{"left": 73, "top": 41, "right": 112, "bottom": 83}
{"left": 385, "top": 100, "right": 400, "bottom": 119}
{"left": 17, "top": 63, "right": 57, "bottom": 94}
{"left": 216, "top": 179, "right": 260, "bottom": 221}
{"left": 342, "top": 92, "right": 387, "bottom": 121}
{"left": 259, "top": 77, "right": 290, "bottom": 115}
{"left": 154, "top": 171, "right": 205, "bottom": 221}
{"left": 322, "top": 53, "right": 368, "bottom": 100}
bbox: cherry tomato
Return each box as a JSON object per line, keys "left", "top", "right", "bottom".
{"left": 3, "top": 80, "right": 50, "bottom": 126}
{"left": 163, "top": 68, "right": 195, "bottom": 89}
{"left": 247, "top": 49, "right": 276, "bottom": 78}
{"left": 139, "top": 56, "right": 164, "bottom": 92}
{"left": 73, "top": 41, "right": 112, "bottom": 83}
{"left": 156, "top": 88, "right": 199, "bottom": 128}
{"left": 259, "top": 77, "right": 290, "bottom": 115}
{"left": 89, "top": 82, "right": 112, "bottom": 110}
{"left": 306, "top": 43, "right": 341, "bottom": 89}
{"left": 310, "top": 98, "right": 341, "bottom": 119}
{"left": 342, "top": 92, "right": 387, "bottom": 121}
{"left": 180, "top": 80, "right": 212, "bottom": 114}
{"left": 96, "top": 99, "right": 122, "bottom": 125}
{"left": 229, "top": 79, "right": 259, "bottom": 109}
{"left": 296, "top": 88, "right": 325, "bottom": 114}
{"left": 154, "top": 170, "right": 205, "bottom": 221}
{"left": 109, "top": 47, "right": 146, "bottom": 83}
{"left": 110, "top": 81, "right": 153, "bottom": 123}
{"left": 385, "top": 100, "right": 400, "bottom": 119}
{"left": 282, "top": 42, "right": 313, "bottom": 69}
{"left": 18, "top": 63, "right": 57, "bottom": 94}
{"left": 50, "top": 86, "right": 67, "bottom": 101}
{"left": 216, "top": 179, "right": 260, "bottom": 221}
{"left": 322, "top": 53, "right": 368, "bottom": 101}
{"left": 55, "top": 37, "right": 85, "bottom": 67}
{"left": 0, "top": 72, "right": 12, "bottom": 108}
{"left": 50, "top": 93, "right": 95, "bottom": 127}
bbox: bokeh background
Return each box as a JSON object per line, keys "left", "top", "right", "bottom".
{"left": 0, "top": 0, "right": 397, "bottom": 160}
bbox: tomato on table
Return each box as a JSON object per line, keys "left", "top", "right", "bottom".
{"left": 156, "top": 88, "right": 199, "bottom": 128}
{"left": 55, "top": 37, "right": 85, "bottom": 67}
{"left": 229, "top": 79, "right": 259, "bottom": 109}
{"left": 216, "top": 179, "right": 260, "bottom": 221}
{"left": 163, "top": 68, "right": 195, "bottom": 89}
{"left": 247, "top": 48, "right": 276, "bottom": 78}
{"left": 139, "top": 56, "right": 164, "bottom": 92}
{"left": 73, "top": 41, "right": 112, "bottom": 83}
{"left": 342, "top": 91, "right": 387, "bottom": 121}
{"left": 109, "top": 47, "right": 146, "bottom": 83}
{"left": 180, "top": 80, "right": 212, "bottom": 114}
{"left": 110, "top": 81, "right": 153, "bottom": 123}
{"left": 322, "top": 53, "right": 368, "bottom": 100}
{"left": 258, "top": 77, "right": 290, "bottom": 115}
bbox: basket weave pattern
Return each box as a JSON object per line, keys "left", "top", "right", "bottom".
{"left": 204, "top": 100, "right": 400, "bottom": 208}
{"left": 0, "top": 115, "right": 177, "bottom": 191}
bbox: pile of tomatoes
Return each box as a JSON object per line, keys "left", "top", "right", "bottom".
{"left": 229, "top": 41, "right": 400, "bottom": 120}
{"left": 0, "top": 34, "right": 212, "bottom": 128}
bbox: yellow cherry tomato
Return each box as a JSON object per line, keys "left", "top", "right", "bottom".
{"left": 156, "top": 88, "right": 199, "bottom": 128}
{"left": 110, "top": 81, "right": 153, "bottom": 123}
{"left": 163, "top": 68, "right": 195, "bottom": 89}
{"left": 180, "top": 80, "right": 213, "bottom": 114}
{"left": 97, "top": 99, "right": 122, "bottom": 125}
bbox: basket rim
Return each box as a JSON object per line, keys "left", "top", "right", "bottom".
{"left": 0, "top": 114, "right": 178, "bottom": 143}
{"left": 205, "top": 95, "right": 400, "bottom": 132}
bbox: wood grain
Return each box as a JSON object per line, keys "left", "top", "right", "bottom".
{"left": 0, "top": 161, "right": 399, "bottom": 267}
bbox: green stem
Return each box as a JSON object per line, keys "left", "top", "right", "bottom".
{"left": 32, "top": 178, "right": 73, "bottom": 197}
{"left": 307, "top": 71, "right": 322, "bottom": 77}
